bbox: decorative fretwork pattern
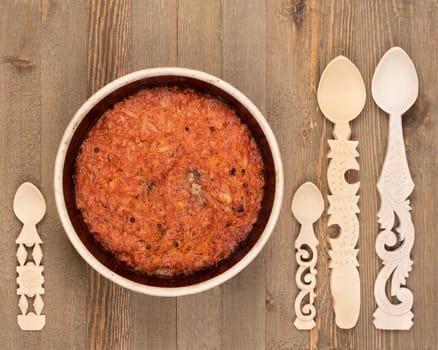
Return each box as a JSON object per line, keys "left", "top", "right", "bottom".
{"left": 294, "top": 236, "right": 318, "bottom": 329}
{"left": 374, "top": 114, "right": 414, "bottom": 330}
{"left": 16, "top": 235, "right": 46, "bottom": 330}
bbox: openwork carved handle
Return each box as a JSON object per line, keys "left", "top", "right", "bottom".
{"left": 294, "top": 224, "right": 318, "bottom": 330}
{"left": 374, "top": 114, "right": 414, "bottom": 330}
{"left": 327, "top": 122, "right": 361, "bottom": 329}
{"left": 16, "top": 224, "right": 46, "bottom": 331}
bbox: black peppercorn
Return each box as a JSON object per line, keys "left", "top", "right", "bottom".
{"left": 130, "top": 217, "right": 135, "bottom": 223}
{"left": 147, "top": 181, "right": 156, "bottom": 193}
{"left": 94, "top": 147, "right": 99, "bottom": 153}
{"left": 185, "top": 126, "right": 189, "bottom": 131}
{"left": 236, "top": 204, "right": 244, "bottom": 212}
{"left": 243, "top": 183, "right": 249, "bottom": 188}
{"left": 193, "top": 169, "right": 201, "bottom": 178}
{"left": 230, "top": 167, "right": 236, "bottom": 175}
{"left": 209, "top": 126, "right": 215, "bottom": 131}
{"left": 146, "top": 244, "right": 151, "bottom": 250}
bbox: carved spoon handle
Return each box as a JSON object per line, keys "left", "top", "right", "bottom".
{"left": 374, "top": 113, "right": 415, "bottom": 330}
{"left": 294, "top": 223, "right": 318, "bottom": 330}
{"left": 330, "top": 264, "right": 360, "bottom": 328}
{"left": 291, "top": 182, "right": 324, "bottom": 330}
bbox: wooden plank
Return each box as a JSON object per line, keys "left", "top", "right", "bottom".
{"left": 129, "top": 1, "right": 178, "bottom": 348}
{"left": 176, "top": 1, "right": 223, "bottom": 349}
{"left": 39, "top": 0, "right": 89, "bottom": 349}
{"left": 266, "top": 0, "right": 320, "bottom": 349}
{"left": 406, "top": 4, "right": 438, "bottom": 350}
{"left": 360, "top": 1, "right": 438, "bottom": 350}
{"left": 86, "top": 1, "right": 132, "bottom": 349}
{"left": 221, "top": 0, "right": 267, "bottom": 349}
{"left": 313, "top": 1, "right": 357, "bottom": 348}
{"left": 221, "top": 257, "right": 266, "bottom": 350}
{"left": 131, "top": 0, "right": 178, "bottom": 69}
{"left": 177, "top": 291, "right": 222, "bottom": 350}
{"left": 130, "top": 294, "right": 177, "bottom": 350}
{"left": 177, "top": 0, "right": 222, "bottom": 77}
{"left": 0, "top": 1, "right": 42, "bottom": 348}
{"left": 348, "top": 2, "right": 387, "bottom": 349}
{"left": 87, "top": 0, "right": 131, "bottom": 92}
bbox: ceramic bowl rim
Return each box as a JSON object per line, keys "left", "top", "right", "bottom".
{"left": 54, "top": 67, "right": 284, "bottom": 297}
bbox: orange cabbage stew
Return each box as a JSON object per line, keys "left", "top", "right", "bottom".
{"left": 75, "top": 87, "right": 264, "bottom": 276}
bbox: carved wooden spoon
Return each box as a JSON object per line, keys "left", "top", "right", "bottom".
{"left": 372, "top": 47, "right": 418, "bottom": 330}
{"left": 14, "top": 182, "right": 46, "bottom": 331}
{"left": 291, "top": 182, "right": 324, "bottom": 330}
{"left": 317, "top": 56, "right": 365, "bottom": 329}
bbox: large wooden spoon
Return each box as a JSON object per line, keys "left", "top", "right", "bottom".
{"left": 317, "top": 56, "right": 365, "bottom": 329}
{"left": 372, "top": 47, "right": 418, "bottom": 330}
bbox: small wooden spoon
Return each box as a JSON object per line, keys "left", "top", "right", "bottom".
{"left": 14, "top": 182, "right": 46, "bottom": 331}
{"left": 291, "top": 182, "right": 324, "bottom": 330}
{"left": 291, "top": 182, "right": 324, "bottom": 242}
{"left": 317, "top": 56, "right": 365, "bottom": 329}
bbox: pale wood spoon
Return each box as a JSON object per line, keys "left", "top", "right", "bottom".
{"left": 317, "top": 56, "right": 365, "bottom": 329}
{"left": 291, "top": 182, "right": 324, "bottom": 330}
{"left": 14, "top": 182, "right": 46, "bottom": 331}
{"left": 372, "top": 47, "right": 418, "bottom": 330}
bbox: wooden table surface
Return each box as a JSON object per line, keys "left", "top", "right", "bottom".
{"left": 1, "top": 1, "right": 437, "bottom": 349}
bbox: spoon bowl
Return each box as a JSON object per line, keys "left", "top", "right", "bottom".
{"left": 291, "top": 182, "right": 324, "bottom": 225}
{"left": 372, "top": 47, "right": 419, "bottom": 115}
{"left": 317, "top": 56, "right": 366, "bottom": 125}
{"left": 13, "top": 182, "right": 46, "bottom": 225}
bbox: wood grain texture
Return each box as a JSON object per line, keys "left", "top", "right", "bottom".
{"left": 266, "top": 0, "right": 317, "bottom": 349}
{"left": 0, "top": 0, "right": 437, "bottom": 349}
{"left": 86, "top": 1, "right": 131, "bottom": 349}
{"left": 40, "top": 0, "right": 88, "bottom": 348}
{"left": 0, "top": 1, "right": 42, "bottom": 348}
